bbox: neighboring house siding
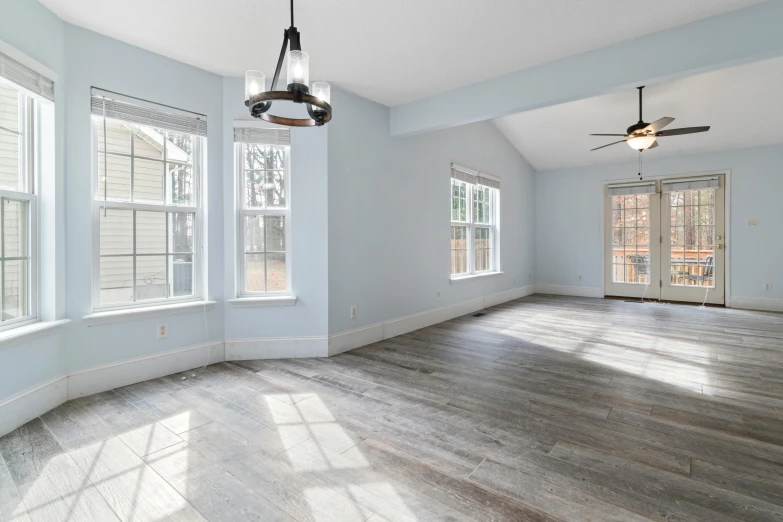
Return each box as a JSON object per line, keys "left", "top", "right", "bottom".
{"left": 0, "top": 85, "right": 20, "bottom": 190}
{"left": 95, "top": 118, "right": 190, "bottom": 303}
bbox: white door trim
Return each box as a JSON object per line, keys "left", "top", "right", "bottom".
{"left": 600, "top": 169, "right": 731, "bottom": 306}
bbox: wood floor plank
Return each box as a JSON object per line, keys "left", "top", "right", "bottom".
{"left": 3, "top": 295, "right": 783, "bottom": 521}
{"left": 0, "top": 418, "right": 64, "bottom": 486}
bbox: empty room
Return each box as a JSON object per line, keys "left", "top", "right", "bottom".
{"left": 1, "top": 0, "right": 782, "bottom": 520}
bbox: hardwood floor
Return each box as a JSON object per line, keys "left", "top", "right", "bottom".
{"left": 2, "top": 294, "right": 783, "bottom": 521}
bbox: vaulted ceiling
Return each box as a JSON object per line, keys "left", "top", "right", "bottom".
{"left": 39, "top": 0, "right": 762, "bottom": 106}
{"left": 493, "top": 56, "right": 783, "bottom": 171}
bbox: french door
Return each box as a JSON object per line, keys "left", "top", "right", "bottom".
{"left": 604, "top": 175, "right": 725, "bottom": 305}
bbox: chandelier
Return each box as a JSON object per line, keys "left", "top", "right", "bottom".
{"left": 244, "top": 0, "right": 332, "bottom": 127}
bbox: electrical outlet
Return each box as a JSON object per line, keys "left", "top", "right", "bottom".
{"left": 157, "top": 323, "right": 168, "bottom": 339}
{"left": 765, "top": 282, "right": 772, "bottom": 291}
{"left": 437, "top": 291, "right": 441, "bottom": 299}
{"left": 578, "top": 274, "right": 583, "bottom": 281}
{"left": 350, "top": 305, "right": 358, "bottom": 319}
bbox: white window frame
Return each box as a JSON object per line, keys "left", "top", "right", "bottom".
{"left": 450, "top": 169, "right": 499, "bottom": 279}
{"left": 235, "top": 141, "right": 292, "bottom": 297}
{"left": 0, "top": 80, "right": 39, "bottom": 331}
{"left": 90, "top": 115, "right": 204, "bottom": 312}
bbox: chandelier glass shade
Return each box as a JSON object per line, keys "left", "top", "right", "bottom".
{"left": 244, "top": 0, "right": 332, "bottom": 127}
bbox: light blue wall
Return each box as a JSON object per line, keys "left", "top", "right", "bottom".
{"left": 222, "top": 77, "right": 329, "bottom": 339}
{"left": 0, "top": 0, "right": 66, "bottom": 400}
{"left": 328, "top": 87, "right": 536, "bottom": 334}
{"left": 535, "top": 145, "right": 783, "bottom": 302}
{"left": 62, "top": 24, "right": 225, "bottom": 372}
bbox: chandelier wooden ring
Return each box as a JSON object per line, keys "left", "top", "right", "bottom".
{"left": 248, "top": 91, "right": 332, "bottom": 127}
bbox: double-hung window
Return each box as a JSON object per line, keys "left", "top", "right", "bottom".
{"left": 91, "top": 89, "right": 207, "bottom": 310}
{"left": 234, "top": 125, "right": 291, "bottom": 296}
{"left": 450, "top": 164, "right": 499, "bottom": 277}
{"left": 0, "top": 53, "right": 54, "bottom": 329}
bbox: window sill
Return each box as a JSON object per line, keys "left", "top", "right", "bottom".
{"left": 450, "top": 271, "right": 504, "bottom": 283}
{"left": 0, "top": 319, "right": 71, "bottom": 347}
{"left": 84, "top": 301, "right": 216, "bottom": 327}
{"left": 227, "top": 296, "right": 297, "bottom": 308}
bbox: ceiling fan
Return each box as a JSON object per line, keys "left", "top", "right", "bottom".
{"left": 590, "top": 86, "right": 710, "bottom": 152}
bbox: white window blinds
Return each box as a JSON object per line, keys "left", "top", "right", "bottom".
{"left": 662, "top": 177, "right": 719, "bottom": 193}
{"left": 0, "top": 51, "right": 55, "bottom": 101}
{"left": 451, "top": 163, "right": 500, "bottom": 189}
{"left": 234, "top": 126, "right": 290, "bottom": 145}
{"left": 90, "top": 88, "right": 207, "bottom": 137}
{"left": 607, "top": 182, "right": 656, "bottom": 197}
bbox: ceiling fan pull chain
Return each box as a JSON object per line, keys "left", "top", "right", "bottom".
{"left": 638, "top": 150, "right": 643, "bottom": 180}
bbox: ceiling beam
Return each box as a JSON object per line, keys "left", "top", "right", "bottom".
{"left": 390, "top": 1, "right": 783, "bottom": 137}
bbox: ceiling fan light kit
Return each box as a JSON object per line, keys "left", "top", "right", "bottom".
{"left": 589, "top": 86, "right": 709, "bottom": 152}
{"left": 244, "top": 0, "right": 332, "bottom": 127}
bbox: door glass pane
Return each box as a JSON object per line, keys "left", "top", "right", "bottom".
{"left": 611, "top": 194, "right": 649, "bottom": 283}
{"left": 669, "top": 189, "right": 715, "bottom": 287}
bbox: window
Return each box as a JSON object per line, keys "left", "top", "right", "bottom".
{"left": 234, "top": 126, "right": 291, "bottom": 296}
{"left": 91, "top": 89, "right": 207, "bottom": 310}
{"left": 0, "top": 81, "right": 37, "bottom": 328}
{"left": 610, "top": 193, "right": 651, "bottom": 284}
{"left": 450, "top": 165, "right": 499, "bottom": 277}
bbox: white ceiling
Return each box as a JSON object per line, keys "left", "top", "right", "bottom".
{"left": 39, "top": 0, "right": 762, "bottom": 107}
{"left": 493, "top": 56, "right": 783, "bottom": 172}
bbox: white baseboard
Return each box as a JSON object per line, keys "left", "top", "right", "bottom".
{"left": 0, "top": 375, "right": 67, "bottom": 438}
{"left": 535, "top": 284, "right": 603, "bottom": 298}
{"left": 0, "top": 286, "right": 539, "bottom": 437}
{"left": 68, "top": 341, "right": 225, "bottom": 400}
{"left": 731, "top": 296, "right": 783, "bottom": 313}
{"left": 0, "top": 341, "right": 226, "bottom": 437}
{"left": 328, "top": 285, "right": 535, "bottom": 356}
{"left": 225, "top": 337, "right": 328, "bottom": 361}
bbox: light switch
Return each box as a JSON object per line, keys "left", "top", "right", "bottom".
{"left": 747, "top": 219, "right": 757, "bottom": 226}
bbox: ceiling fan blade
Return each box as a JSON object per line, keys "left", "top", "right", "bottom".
{"left": 589, "top": 133, "right": 628, "bottom": 137}
{"left": 656, "top": 126, "right": 710, "bottom": 137}
{"left": 643, "top": 117, "right": 674, "bottom": 133}
{"left": 647, "top": 140, "right": 659, "bottom": 149}
{"left": 590, "top": 140, "right": 627, "bottom": 151}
